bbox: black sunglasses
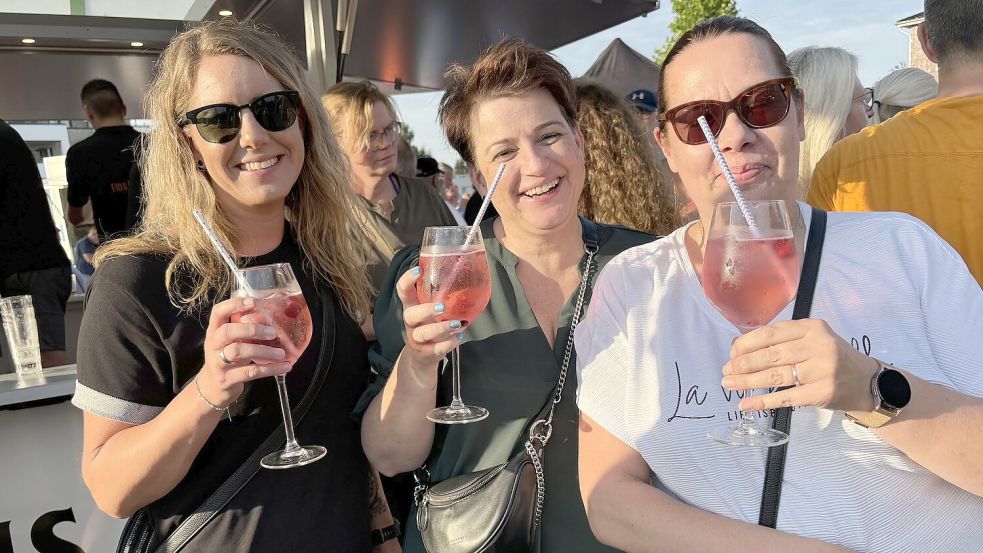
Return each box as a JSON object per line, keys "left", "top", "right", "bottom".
{"left": 658, "top": 78, "right": 797, "bottom": 145}
{"left": 178, "top": 90, "right": 301, "bottom": 144}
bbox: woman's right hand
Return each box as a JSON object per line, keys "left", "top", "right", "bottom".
{"left": 197, "top": 296, "right": 292, "bottom": 408}
{"left": 396, "top": 266, "right": 463, "bottom": 372}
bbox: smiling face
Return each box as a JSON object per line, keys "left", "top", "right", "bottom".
{"left": 656, "top": 32, "right": 804, "bottom": 223}
{"left": 342, "top": 100, "right": 399, "bottom": 185}
{"left": 469, "top": 88, "right": 585, "bottom": 237}
{"left": 185, "top": 54, "right": 305, "bottom": 213}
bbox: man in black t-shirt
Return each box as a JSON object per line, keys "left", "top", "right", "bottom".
{"left": 66, "top": 79, "right": 141, "bottom": 240}
{"left": 0, "top": 119, "right": 72, "bottom": 368}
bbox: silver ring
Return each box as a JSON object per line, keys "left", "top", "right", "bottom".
{"left": 218, "top": 346, "right": 234, "bottom": 365}
{"left": 791, "top": 365, "right": 801, "bottom": 387}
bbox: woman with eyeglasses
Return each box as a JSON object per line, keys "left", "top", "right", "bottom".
{"left": 787, "top": 46, "right": 872, "bottom": 197}
{"left": 576, "top": 16, "right": 983, "bottom": 553}
{"left": 72, "top": 21, "right": 399, "bottom": 552}
{"left": 322, "top": 81, "right": 458, "bottom": 295}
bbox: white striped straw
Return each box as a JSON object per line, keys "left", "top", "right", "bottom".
{"left": 465, "top": 162, "right": 507, "bottom": 244}
{"left": 192, "top": 209, "right": 253, "bottom": 294}
{"left": 696, "top": 116, "right": 757, "bottom": 228}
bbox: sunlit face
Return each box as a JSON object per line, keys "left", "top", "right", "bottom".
{"left": 186, "top": 54, "right": 305, "bottom": 212}
{"left": 655, "top": 33, "right": 805, "bottom": 222}
{"left": 843, "top": 77, "right": 870, "bottom": 137}
{"left": 468, "top": 88, "right": 585, "bottom": 236}
{"left": 343, "top": 100, "right": 399, "bottom": 181}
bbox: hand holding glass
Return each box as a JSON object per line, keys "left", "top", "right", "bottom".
{"left": 232, "top": 263, "right": 325, "bottom": 468}
{"left": 702, "top": 200, "right": 801, "bottom": 447}
{"left": 416, "top": 226, "right": 493, "bottom": 424}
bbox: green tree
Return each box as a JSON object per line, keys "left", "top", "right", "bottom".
{"left": 654, "top": 0, "right": 738, "bottom": 65}
{"left": 400, "top": 122, "right": 431, "bottom": 158}
{"left": 454, "top": 159, "right": 467, "bottom": 174}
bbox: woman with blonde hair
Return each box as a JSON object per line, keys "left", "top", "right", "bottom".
{"left": 72, "top": 20, "right": 398, "bottom": 551}
{"left": 574, "top": 78, "right": 679, "bottom": 235}
{"left": 788, "top": 46, "right": 871, "bottom": 196}
{"left": 871, "top": 67, "right": 938, "bottom": 124}
{"left": 322, "top": 81, "right": 456, "bottom": 291}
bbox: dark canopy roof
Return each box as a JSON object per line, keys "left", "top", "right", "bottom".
{"left": 581, "top": 37, "right": 661, "bottom": 100}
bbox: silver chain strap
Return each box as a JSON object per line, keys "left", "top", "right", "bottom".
{"left": 528, "top": 240, "right": 598, "bottom": 445}
{"left": 524, "top": 239, "right": 598, "bottom": 526}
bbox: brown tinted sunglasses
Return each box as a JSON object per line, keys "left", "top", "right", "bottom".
{"left": 658, "top": 77, "right": 798, "bottom": 145}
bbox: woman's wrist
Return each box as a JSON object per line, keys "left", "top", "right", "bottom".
{"left": 396, "top": 351, "right": 440, "bottom": 393}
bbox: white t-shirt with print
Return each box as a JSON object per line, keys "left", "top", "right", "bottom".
{"left": 575, "top": 204, "right": 983, "bottom": 553}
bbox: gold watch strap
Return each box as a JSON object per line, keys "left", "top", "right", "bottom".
{"left": 844, "top": 408, "right": 895, "bottom": 429}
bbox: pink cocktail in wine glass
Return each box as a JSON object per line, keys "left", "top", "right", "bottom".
{"left": 232, "top": 263, "right": 324, "bottom": 468}
{"left": 417, "top": 226, "right": 493, "bottom": 424}
{"left": 703, "top": 200, "right": 801, "bottom": 447}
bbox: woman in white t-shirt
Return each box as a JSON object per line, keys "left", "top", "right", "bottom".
{"left": 575, "top": 16, "right": 983, "bottom": 553}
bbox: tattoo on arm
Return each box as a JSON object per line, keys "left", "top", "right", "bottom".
{"left": 369, "top": 469, "right": 387, "bottom": 517}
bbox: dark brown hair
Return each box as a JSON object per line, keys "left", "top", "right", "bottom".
{"left": 657, "top": 16, "right": 793, "bottom": 120}
{"left": 439, "top": 37, "right": 577, "bottom": 166}
{"left": 80, "top": 78, "right": 125, "bottom": 119}
{"left": 924, "top": 0, "right": 983, "bottom": 67}
{"left": 574, "top": 79, "right": 679, "bottom": 235}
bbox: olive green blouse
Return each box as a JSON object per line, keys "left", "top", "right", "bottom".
{"left": 359, "top": 217, "right": 656, "bottom": 553}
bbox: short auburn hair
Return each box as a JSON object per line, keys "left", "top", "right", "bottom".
{"left": 439, "top": 37, "right": 577, "bottom": 166}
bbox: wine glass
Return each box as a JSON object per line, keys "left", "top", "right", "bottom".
{"left": 233, "top": 263, "right": 326, "bottom": 468}
{"left": 416, "top": 226, "right": 493, "bottom": 424}
{"left": 702, "top": 200, "right": 801, "bottom": 447}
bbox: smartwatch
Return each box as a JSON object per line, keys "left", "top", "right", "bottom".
{"left": 845, "top": 360, "right": 911, "bottom": 429}
{"left": 371, "top": 520, "right": 401, "bottom": 546}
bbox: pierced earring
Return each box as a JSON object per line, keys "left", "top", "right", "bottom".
{"left": 196, "top": 160, "right": 206, "bottom": 172}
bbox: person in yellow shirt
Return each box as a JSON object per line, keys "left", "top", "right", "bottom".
{"left": 807, "top": 0, "right": 983, "bottom": 285}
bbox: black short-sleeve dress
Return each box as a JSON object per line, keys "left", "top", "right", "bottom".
{"left": 72, "top": 229, "right": 373, "bottom": 552}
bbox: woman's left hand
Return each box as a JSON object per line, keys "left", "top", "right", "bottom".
{"left": 721, "top": 319, "right": 880, "bottom": 413}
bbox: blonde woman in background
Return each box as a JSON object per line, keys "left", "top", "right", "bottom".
{"left": 574, "top": 79, "right": 679, "bottom": 236}
{"left": 322, "top": 81, "right": 456, "bottom": 292}
{"left": 788, "top": 46, "right": 872, "bottom": 196}
{"left": 72, "top": 20, "right": 398, "bottom": 551}
{"left": 871, "top": 68, "right": 938, "bottom": 124}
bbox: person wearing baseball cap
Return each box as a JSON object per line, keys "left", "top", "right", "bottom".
{"left": 626, "top": 88, "right": 658, "bottom": 132}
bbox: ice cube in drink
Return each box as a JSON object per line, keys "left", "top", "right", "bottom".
{"left": 702, "top": 229, "right": 799, "bottom": 330}
{"left": 417, "top": 248, "right": 492, "bottom": 327}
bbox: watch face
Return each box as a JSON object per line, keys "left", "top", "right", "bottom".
{"left": 878, "top": 368, "right": 911, "bottom": 409}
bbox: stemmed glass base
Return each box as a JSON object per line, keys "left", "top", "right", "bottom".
{"left": 261, "top": 445, "right": 327, "bottom": 469}
{"left": 707, "top": 420, "right": 788, "bottom": 448}
{"left": 427, "top": 402, "right": 489, "bottom": 424}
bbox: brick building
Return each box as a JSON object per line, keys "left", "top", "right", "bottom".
{"left": 896, "top": 12, "right": 938, "bottom": 79}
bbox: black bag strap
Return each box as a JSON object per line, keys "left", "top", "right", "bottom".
{"left": 153, "top": 283, "right": 339, "bottom": 552}
{"left": 758, "top": 207, "right": 827, "bottom": 529}
{"left": 414, "top": 218, "right": 600, "bottom": 487}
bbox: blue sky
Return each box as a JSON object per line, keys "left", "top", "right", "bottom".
{"left": 392, "top": 0, "right": 925, "bottom": 171}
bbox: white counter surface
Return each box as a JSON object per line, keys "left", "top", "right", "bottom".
{"left": 0, "top": 364, "right": 77, "bottom": 408}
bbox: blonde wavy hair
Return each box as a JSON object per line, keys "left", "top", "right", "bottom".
{"left": 574, "top": 79, "right": 679, "bottom": 235}
{"left": 321, "top": 80, "right": 399, "bottom": 153}
{"left": 94, "top": 20, "right": 371, "bottom": 319}
{"left": 788, "top": 46, "right": 859, "bottom": 197}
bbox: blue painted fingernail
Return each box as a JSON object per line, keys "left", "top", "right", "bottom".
{"left": 434, "top": 303, "right": 445, "bottom": 313}
{"left": 456, "top": 332, "right": 464, "bottom": 341}
{"left": 449, "top": 320, "right": 462, "bottom": 329}
{"left": 411, "top": 266, "right": 420, "bottom": 276}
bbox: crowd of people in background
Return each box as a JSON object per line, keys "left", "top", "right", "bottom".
{"left": 0, "top": 0, "right": 979, "bottom": 551}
